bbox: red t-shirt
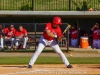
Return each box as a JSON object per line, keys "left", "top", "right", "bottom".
{"left": 70, "top": 29, "right": 78, "bottom": 39}
{"left": 15, "top": 29, "right": 27, "bottom": 37}
{"left": 43, "top": 22, "right": 63, "bottom": 40}
{"left": 4, "top": 28, "right": 16, "bottom": 37}
{"left": 93, "top": 27, "right": 99, "bottom": 39}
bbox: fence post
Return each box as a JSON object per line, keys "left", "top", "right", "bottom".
{"left": 34, "top": 23, "right": 36, "bottom": 50}
{"left": 69, "top": 0, "right": 71, "bottom": 11}
{"left": 32, "top": 0, "right": 34, "bottom": 11}
{"left": 67, "top": 28, "right": 69, "bottom": 52}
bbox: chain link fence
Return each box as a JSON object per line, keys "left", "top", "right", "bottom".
{"left": 0, "top": 0, "right": 100, "bottom": 11}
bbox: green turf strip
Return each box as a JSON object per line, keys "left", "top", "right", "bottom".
{"left": 0, "top": 57, "right": 100, "bottom": 65}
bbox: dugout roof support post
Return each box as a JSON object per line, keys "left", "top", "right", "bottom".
{"left": 67, "top": 28, "right": 69, "bottom": 52}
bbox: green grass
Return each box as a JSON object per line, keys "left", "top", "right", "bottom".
{"left": 0, "top": 0, "right": 100, "bottom": 11}
{"left": 0, "top": 56, "right": 100, "bottom": 65}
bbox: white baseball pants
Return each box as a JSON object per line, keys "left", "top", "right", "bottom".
{"left": 29, "top": 36, "right": 70, "bottom": 67}
{"left": 71, "top": 39, "right": 78, "bottom": 47}
{"left": 0, "top": 38, "right": 4, "bottom": 48}
{"left": 15, "top": 37, "right": 28, "bottom": 48}
{"left": 5, "top": 37, "right": 15, "bottom": 48}
{"left": 97, "top": 39, "right": 100, "bottom": 49}
{"left": 93, "top": 39, "right": 99, "bottom": 49}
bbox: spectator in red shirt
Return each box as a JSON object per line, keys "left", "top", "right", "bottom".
{"left": 0, "top": 24, "right": 4, "bottom": 51}
{"left": 91, "top": 22, "right": 100, "bottom": 49}
{"left": 15, "top": 25, "right": 28, "bottom": 49}
{"left": 70, "top": 23, "right": 78, "bottom": 47}
{"left": 4, "top": 25, "right": 16, "bottom": 50}
{"left": 98, "top": 28, "right": 100, "bottom": 49}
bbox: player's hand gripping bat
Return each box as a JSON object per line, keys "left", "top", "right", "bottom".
{"left": 57, "top": 24, "right": 71, "bottom": 42}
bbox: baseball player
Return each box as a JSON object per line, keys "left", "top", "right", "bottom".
{"left": 97, "top": 22, "right": 100, "bottom": 49}
{"left": 28, "top": 16, "right": 73, "bottom": 68}
{"left": 4, "top": 25, "right": 16, "bottom": 50}
{"left": 15, "top": 25, "right": 28, "bottom": 49}
{"left": 0, "top": 25, "right": 4, "bottom": 51}
{"left": 70, "top": 23, "right": 78, "bottom": 47}
{"left": 91, "top": 22, "right": 100, "bottom": 49}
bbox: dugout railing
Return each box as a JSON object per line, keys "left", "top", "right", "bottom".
{"left": 1, "top": 23, "right": 70, "bottom": 51}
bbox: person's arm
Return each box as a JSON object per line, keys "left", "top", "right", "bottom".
{"left": 24, "top": 29, "right": 28, "bottom": 37}
{"left": 91, "top": 25, "right": 96, "bottom": 31}
{"left": 46, "top": 30, "right": 57, "bottom": 38}
{"left": 15, "top": 31, "right": 22, "bottom": 39}
{"left": 56, "top": 28, "right": 64, "bottom": 42}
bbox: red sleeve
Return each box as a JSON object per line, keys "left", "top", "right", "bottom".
{"left": 13, "top": 29, "right": 16, "bottom": 36}
{"left": 4, "top": 28, "right": 8, "bottom": 34}
{"left": 44, "top": 23, "right": 51, "bottom": 31}
{"left": 57, "top": 27, "right": 63, "bottom": 37}
{"left": 70, "top": 30, "right": 72, "bottom": 34}
{"left": 14, "top": 29, "right": 16, "bottom": 34}
{"left": 15, "top": 31, "right": 19, "bottom": 37}
{"left": 93, "top": 27, "right": 97, "bottom": 31}
{"left": 23, "top": 29, "right": 27, "bottom": 36}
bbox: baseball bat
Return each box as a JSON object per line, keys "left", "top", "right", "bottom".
{"left": 63, "top": 24, "right": 71, "bottom": 34}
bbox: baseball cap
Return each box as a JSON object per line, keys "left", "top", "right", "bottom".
{"left": 10, "top": 25, "right": 14, "bottom": 28}
{"left": 53, "top": 16, "right": 62, "bottom": 25}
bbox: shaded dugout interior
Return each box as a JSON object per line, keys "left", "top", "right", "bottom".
{"left": 0, "top": 16, "right": 100, "bottom": 46}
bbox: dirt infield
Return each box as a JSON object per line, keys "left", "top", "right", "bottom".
{"left": 0, "top": 64, "right": 99, "bottom": 75}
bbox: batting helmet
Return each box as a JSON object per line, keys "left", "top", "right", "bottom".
{"left": 53, "top": 16, "right": 62, "bottom": 25}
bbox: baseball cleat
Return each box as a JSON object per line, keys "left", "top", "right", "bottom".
{"left": 28, "top": 65, "right": 32, "bottom": 68}
{"left": 67, "top": 64, "right": 73, "bottom": 68}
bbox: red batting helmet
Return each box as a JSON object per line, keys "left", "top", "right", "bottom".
{"left": 53, "top": 16, "right": 62, "bottom": 25}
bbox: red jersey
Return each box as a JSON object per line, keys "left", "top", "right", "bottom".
{"left": 70, "top": 29, "right": 78, "bottom": 39}
{"left": 98, "top": 28, "right": 100, "bottom": 39}
{"left": 4, "top": 28, "right": 16, "bottom": 37}
{"left": 92, "top": 27, "right": 99, "bottom": 39}
{"left": 43, "top": 22, "right": 63, "bottom": 40}
{"left": 15, "top": 29, "right": 27, "bottom": 37}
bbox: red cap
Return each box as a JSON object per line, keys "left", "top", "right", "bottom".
{"left": 53, "top": 16, "right": 62, "bottom": 25}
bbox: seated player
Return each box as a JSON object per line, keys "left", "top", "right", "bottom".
{"left": 15, "top": 25, "right": 28, "bottom": 49}
{"left": 0, "top": 24, "right": 4, "bottom": 51}
{"left": 4, "top": 25, "right": 16, "bottom": 50}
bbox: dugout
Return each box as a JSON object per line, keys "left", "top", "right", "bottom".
{"left": 0, "top": 11, "right": 100, "bottom": 46}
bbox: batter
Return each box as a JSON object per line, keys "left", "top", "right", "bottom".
{"left": 28, "top": 16, "right": 72, "bottom": 68}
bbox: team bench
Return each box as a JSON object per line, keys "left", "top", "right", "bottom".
{"left": 27, "top": 32, "right": 43, "bottom": 45}
{"left": 4, "top": 32, "right": 66, "bottom": 50}
{"left": 25, "top": 32, "right": 43, "bottom": 49}
{"left": 27, "top": 32, "right": 66, "bottom": 48}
